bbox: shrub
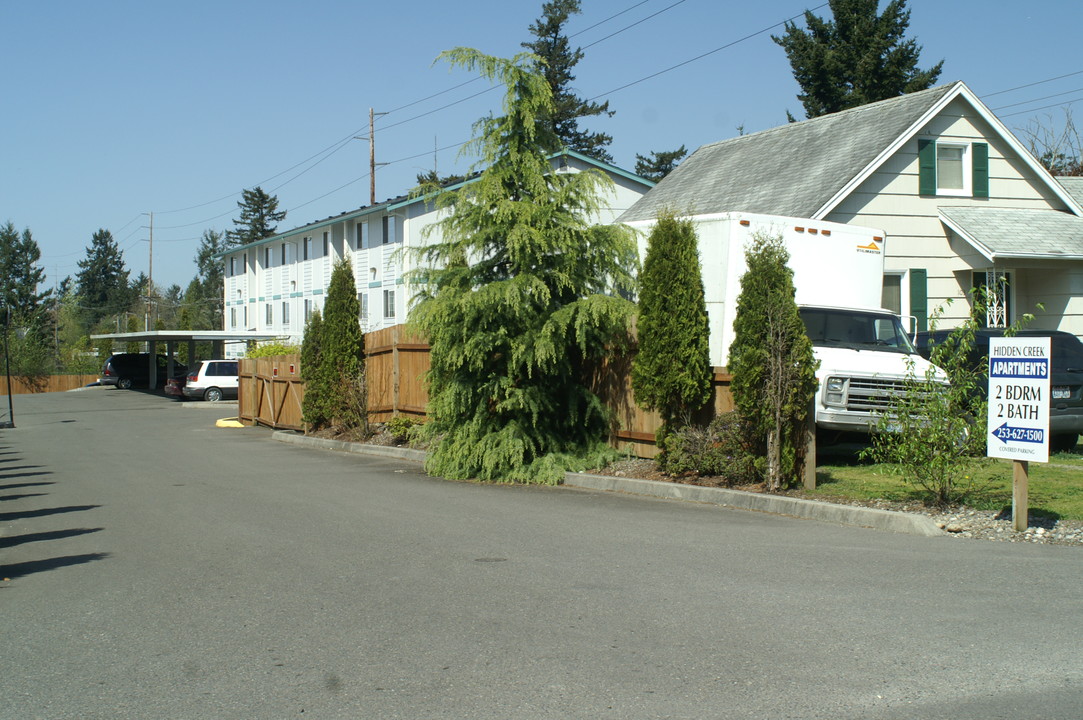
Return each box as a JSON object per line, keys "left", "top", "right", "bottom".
{"left": 386, "top": 415, "right": 422, "bottom": 445}
{"left": 247, "top": 342, "right": 300, "bottom": 358}
{"left": 661, "top": 411, "right": 761, "bottom": 484}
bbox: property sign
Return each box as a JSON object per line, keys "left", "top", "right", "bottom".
{"left": 987, "top": 336, "right": 1051, "bottom": 463}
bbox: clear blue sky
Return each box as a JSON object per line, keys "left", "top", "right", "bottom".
{"left": 3, "top": 0, "right": 1081, "bottom": 292}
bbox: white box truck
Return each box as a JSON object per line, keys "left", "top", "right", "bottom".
{"left": 624, "top": 212, "right": 945, "bottom": 436}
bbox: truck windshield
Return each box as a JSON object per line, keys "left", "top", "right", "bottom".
{"left": 799, "top": 308, "right": 917, "bottom": 354}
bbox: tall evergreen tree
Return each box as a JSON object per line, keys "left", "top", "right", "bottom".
{"left": 631, "top": 211, "right": 711, "bottom": 449}
{"left": 0, "top": 222, "right": 49, "bottom": 321}
{"left": 193, "top": 229, "right": 226, "bottom": 328}
{"left": 226, "top": 187, "right": 286, "bottom": 246}
{"left": 409, "top": 48, "right": 638, "bottom": 484}
{"left": 308, "top": 259, "right": 365, "bottom": 433}
{"left": 772, "top": 0, "right": 943, "bottom": 119}
{"left": 299, "top": 308, "right": 325, "bottom": 429}
{"left": 75, "top": 228, "right": 132, "bottom": 329}
{"left": 634, "top": 146, "right": 688, "bottom": 183}
{"left": 727, "top": 235, "right": 818, "bottom": 491}
{"left": 522, "top": 0, "right": 614, "bottom": 162}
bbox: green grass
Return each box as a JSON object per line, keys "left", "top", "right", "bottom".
{"left": 809, "top": 450, "right": 1083, "bottom": 521}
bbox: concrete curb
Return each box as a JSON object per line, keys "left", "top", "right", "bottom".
{"left": 563, "top": 472, "right": 945, "bottom": 537}
{"left": 273, "top": 430, "right": 428, "bottom": 463}
{"left": 270, "top": 431, "right": 943, "bottom": 538}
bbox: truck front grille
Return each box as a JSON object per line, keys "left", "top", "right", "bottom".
{"left": 846, "top": 377, "right": 937, "bottom": 413}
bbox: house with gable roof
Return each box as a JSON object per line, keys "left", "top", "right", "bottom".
{"left": 218, "top": 150, "right": 653, "bottom": 354}
{"left": 619, "top": 81, "right": 1083, "bottom": 337}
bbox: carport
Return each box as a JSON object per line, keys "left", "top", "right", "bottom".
{"left": 90, "top": 331, "right": 281, "bottom": 389}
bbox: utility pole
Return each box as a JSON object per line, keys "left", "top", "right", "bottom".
{"left": 355, "top": 108, "right": 388, "bottom": 206}
{"left": 144, "top": 212, "right": 154, "bottom": 334}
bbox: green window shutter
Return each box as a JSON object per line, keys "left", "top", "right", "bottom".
{"left": 918, "top": 139, "right": 937, "bottom": 196}
{"left": 972, "top": 142, "right": 989, "bottom": 198}
{"left": 910, "top": 269, "right": 928, "bottom": 332}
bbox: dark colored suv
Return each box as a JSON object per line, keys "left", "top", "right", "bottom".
{"left": 101, "top": 353, "right": 188, "bottom": 390}
{"left": 914, "top": 329, "right": 1083, "bottom": 452}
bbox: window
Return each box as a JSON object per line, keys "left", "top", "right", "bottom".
{"left": 229, "top": 256, "right": 236, "bottom": 275}
{"left": 918, "top": 139, "right": 989, "bottom": 198}
{"left": 281, "top": 243, "right": 287, "bottom": 265}
{"left": 265, "top": 247, "right": 272, "bottom": 268}
{"left": 323, "top": 231, "right": 329, "bottom": 256}
{"left": 358, "top": 293, "right": 369, "bottom": 324}
{"left": 230, "top": 307, "right": 237, "bottom": 328}
{"left": 881, "top": 273, "right": 902, "bottom": 316}
{"left": 303, "top": 237, "right": 310, "bottom": 261}
{"left": 356, "top": 222, "right": 367, "bottom": 250}
{"left": 974, "top": 270, "right": 1011, "bottom": 328}
{"left": 382, "top": 215, "right": 396, "bottom": 245}
{"left": 282, "top": 301, "right": 290, "bottom": 326}
{"left": 243, "top": 253, "right": 248, "bottom": 272}
{"left": 304, "top": 298, "right": 312, "bottom": 322}
{"left": 243, "top": 305, "right": 248, "bottom": 328}
{"left": 265, "top": 303, "right": 273, "bottom": 325}
{"left": 383, "top": 289, "right": 396, "bottom": 319}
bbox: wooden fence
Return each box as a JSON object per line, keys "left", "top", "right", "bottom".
{"left": 238, "top": 325, "right": 733, "bottom": 458}
{"left": 1, "top": 374, "right": 100, "bottom": 395}
{"left": 238, "top": 356, "right": 304, "bottom": 431}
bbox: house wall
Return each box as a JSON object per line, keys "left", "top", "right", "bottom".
{"left": 826, "top": 96, "right": 1081, "bottom": 334}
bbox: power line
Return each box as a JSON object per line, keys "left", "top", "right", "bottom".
{"left": 997, "top": 96, "right": 1083, "bottom": 119}
{"left": 983, "top": 69, "right": 1083, "bottom": 99}
{"left": 588, "top": 3, "right": 829, "bottom": 101}
{"left": 991, "top": 86, "right": 1083, "bottom": 112}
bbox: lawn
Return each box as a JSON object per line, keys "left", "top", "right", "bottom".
{"left": 810, "top": 451, "right": 1083, "bottom": 522}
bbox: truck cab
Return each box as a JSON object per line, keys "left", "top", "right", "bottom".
{"left": 800, "top": 305, "right": 945, "bottom": 435}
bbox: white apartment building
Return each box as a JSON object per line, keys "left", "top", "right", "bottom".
{"left": 219, "top": 150, "right": 654, "bottom": 351}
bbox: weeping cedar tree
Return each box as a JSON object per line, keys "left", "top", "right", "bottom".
{"left": 772, "top": 0, "right": 943, "bottom": 120}
{"left": 305, "top": 260, "right": 365, "bottom": 433}
{"left": 727, "top": 235, "right": 818, "bottom": 491}
{"left": 408, "top": 47, "right": 638, "bottom": 484}
{"left": 631, "top": 211, "right": 711, "bottom": 451}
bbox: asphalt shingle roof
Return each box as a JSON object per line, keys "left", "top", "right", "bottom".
{"left": 1057, "top": 177, "right": 1083, "bottom": 208}
{"left": 619, "top": 82, "right": 961, "bottom": 223}
{"left": 940, "top": 206, "right": 1083, "bottom": 259}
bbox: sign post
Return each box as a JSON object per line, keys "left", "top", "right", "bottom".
{"left": 986, "top": 337, "right": 1050, "bottom": 532}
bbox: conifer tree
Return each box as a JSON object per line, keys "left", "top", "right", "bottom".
{"left": 300, "top": 308, "right": 326, "bottom": 429}
{"left": 409, "top": 47, "right": 638, "bottom": 484}
{"left": 631, "top": 211, "right": 711, "bottom": 450}
{"left": 75, "top": 228, "right": 131, "bottom": 329}
{"left": 633, "top": 147, "right": 688, "bottom": 183}
{"left": 226, "top": 187, "right": 286, "bottom": 246}
{"left": 727, "top": 235, "right": 818, "bottom": 491}
{"left": 522, "top": 0, "right": 614, "bottom": 162}
{"left": 310, "top": 259, "right": 365, "bottom": 433}
{"left": 772, "top": 0, "right": 943, "bottom": 119}
{"left": 0, "top": 222, "right": 49, "bottom": 322}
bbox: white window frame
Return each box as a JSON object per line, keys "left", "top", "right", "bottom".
{"left": 383, "top": 289, "right": 396, "bottom": 319}
{"left": 936, "top": 141, "right": 971, "bottom": 197}
{"left": 230, "top": 307, "right": 237, "bottom": 328}
{"left": 282, "top": 301, "right": 290, "bottom": 327}
{"left": 265, "top": 303, "right": 273, "bottom": 325}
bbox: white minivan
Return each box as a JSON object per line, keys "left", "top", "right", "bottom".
{"left": 182, "top": 360, "right": 239, "bottom": 402}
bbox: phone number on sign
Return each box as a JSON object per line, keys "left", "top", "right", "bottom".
{"left": 992, "top": 426, "right": 1045, "bottom": 443}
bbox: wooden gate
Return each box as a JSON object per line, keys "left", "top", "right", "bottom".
{"left": 238, "top": 356, "right": 304, "bottom": 431}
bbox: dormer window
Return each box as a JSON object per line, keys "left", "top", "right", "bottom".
{"left": 918, "top": 139, "right": 989, "bottom": 198}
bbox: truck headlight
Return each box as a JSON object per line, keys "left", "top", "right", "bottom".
{"left": 825, "top": 377, "right": 846, "bottom": 407}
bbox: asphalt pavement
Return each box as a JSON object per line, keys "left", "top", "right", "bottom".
{"left": 2, "top": 387, "right": 1082, "bottom": 719}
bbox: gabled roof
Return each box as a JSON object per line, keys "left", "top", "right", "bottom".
{"left": 619, "top": 81, "right": 1083, "bottom": 223}
{"left": 939, "top": 206, "right": 1083, "bottom": 261}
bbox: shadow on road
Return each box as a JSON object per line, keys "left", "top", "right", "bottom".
{"left": 2, "top": 553, "right": 111, "bottom": 580}
{"left": 0, "top": 481, "right": 54, "bottom": 491}
{"left": 0, "top": 505, "right": 100, "bottom": 522}
{"left": 0, "top": 528, "right": 104, "bottom": 549}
